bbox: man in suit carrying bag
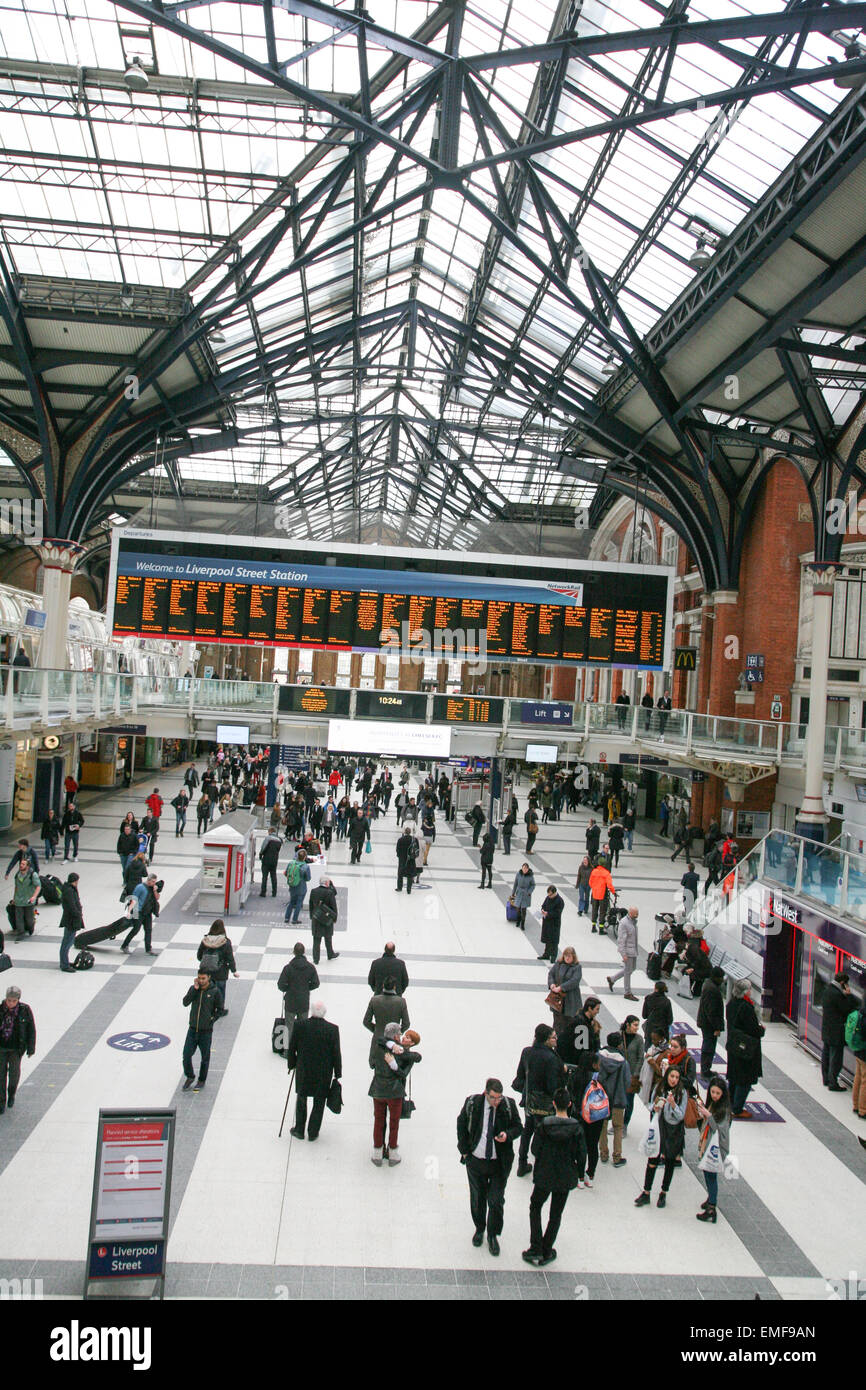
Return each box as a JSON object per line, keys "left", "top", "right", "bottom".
{"left": 286, "top": 1000, "right": 342, "bottom": 1142}
{"left": 456, "top": 1079, "right": 523, "bottom": 1257}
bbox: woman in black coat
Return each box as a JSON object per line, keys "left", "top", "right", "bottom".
{"left": 539, "top": 886, "right": 565, "bottom": 962}
{"left": 478, "top": 832, "right": 495, "bottom": 890}
{"left": 725, "top": 980, "right": 764, "bottom": 1117}
{"left": 642, "top": 980, "right": 673, "bottom": 1044}
{"left": 59, "top": 873, "right": 83, "bottom": 972}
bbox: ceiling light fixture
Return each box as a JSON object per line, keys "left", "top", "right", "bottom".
{"left": 689, "top": 235, "right": 713, "bottom": 268}
{"left": 123, "top": 56, "right": 149, "bottom": 90}
{"left": 209, "top": 330, "right": 226, "bottom": 345}
{"left": 833, "top": 42, "right": 866, "bottom": 88}
{"left": 600, "top": 354, "right": 617, "bottom": 378}
{"left": 120, "top": 286, "right": 134, "bottom": 309}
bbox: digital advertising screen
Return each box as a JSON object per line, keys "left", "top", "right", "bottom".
{"left": 108, "top": 530, "right": 672, "bottom": 670}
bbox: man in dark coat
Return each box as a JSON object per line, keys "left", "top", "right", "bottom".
{"left": 726, "top": 980, "right": 764, "bottom": 1116}
{"left": 59, "top": 873, "right": 84, "bottom": 971}
{"left": 287, "top": 1001, "right": 342, "bottom": 1141}
{"left": 182, "top": 970, "right": 221, "bottom": 1091}
{"left": 538, "top": 886, "right": 565, "bottom": 962}
{"left": 821, "top": 971, "right": 858, "bottom": 1091}
{"left": 523, "top": 1087, "right": 583, "bottom": 1266}
{"left": 363, "top": 980, "right": 410, "bottom": 1065}
{"left": 395, "top": 827, "right": 418, "bottom": 893}
{"left": 258, "top": 830, "right": 282, "bottom": 898}
{"left": 368, "top": 943, "right": 409, "bottom": 995}
{"left": 277, "top": 942, "right": 320, "bottom": 1044}
{"left": 585, "top": 818, "right": 601, "bottom": 860}
{"left": 348, "top": 808, "right": 370, "bottom": 864}
{"left": 696, "top": 967, "right": 725, "bottom": 1081}
{"left": 308, "top": 876, "right": 339, "bottom": 963}
{"left": 457, "top": 1078, "right": 523, "bottom": 1256}
{"left": 513, "top": 1023, "right": 566, "bottom": 1177}
{"left": 0, "top": 985, "right": 36, "bottom": 1113}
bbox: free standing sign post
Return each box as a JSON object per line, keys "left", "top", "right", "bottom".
{"left": 84, "top": 1109, "right": 175, "bottom": 1300}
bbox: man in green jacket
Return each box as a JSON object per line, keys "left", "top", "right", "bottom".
{"left": 11, "top": 864, "right": 40, "bottom": 938}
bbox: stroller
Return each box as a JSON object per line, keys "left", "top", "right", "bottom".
{"left": 604, "top": 891, "right": 629, "bottom": 944}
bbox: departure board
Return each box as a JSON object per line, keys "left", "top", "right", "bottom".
{"left": 432, "top": 695, "right": 504, "bottom": 724}
{"left": 110, "top": 531, "right": 671, "bottom": 669}
{"left": 277, "top": 684, "right": 352, "bottom": 717}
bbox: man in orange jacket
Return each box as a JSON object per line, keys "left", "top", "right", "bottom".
{"left": 589, "top": 862, "right": 615, "bottom": 934}
{"left": 146, "top": 788, "right": 164, "bottom": 819}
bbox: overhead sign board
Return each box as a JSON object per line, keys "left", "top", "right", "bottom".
{"left": 431, "top": 694, "right": 504, "bottom": 724}
{"left": 355, "top": 689, "right": 427, "bottom": 721}
{"left": 328, "top": 717, "right": 451, "bottom": 758}
{"left": 107, "top": 528, "right": 672, "bottom": 669}
{"left": 277, "top": 684, "right": 351, "bottom": 717}
{"left": 519, "top": 701, "right": 573, "bottom": 725}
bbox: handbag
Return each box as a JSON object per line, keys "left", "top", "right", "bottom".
{"left": 326, "top": 1078, "right": 343, "bottom": 1114}
{"left": 545, "top": 989, "right": 564, "bottom": 1013}
{"left": 698, "top": 1121, "right": 722, "bottom": 1173}
{"left": 312, "top": 901, "right": 337, "bottom": 930}
{"left": 684, "top": 1094, "right": 700, "bottom": 1129}
{"left": 728, "top": 1027, "right": 759, "bottom": 1061}
{"left": 0, "top": 952, "right": 11, "bottom": 973}
{"left": 365, "top": 840, "right": 372, "bottom": 854}
{"left": 401, "top": 1073, "right": 415, "bottom": 1119}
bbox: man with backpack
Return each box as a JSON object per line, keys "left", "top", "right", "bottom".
{"left": 822, "top": 971, "right": 858, "bottom": 1092}
{"left": 5, "top": 838, "right": 39, "bottom": 879}
{"left": 285, "top": 850, "right": 312, "bottom": 925}
{"left": 121, "top": 874, "right": 160, "bottom": 956}
{"left": 596, "top": 1031, "right": 632, "bottom": 1167}
{"left": 847, "top": 997, "right": 866, "bottom": 1119}
{"left": 468, "top": 801, "right": 486, "bottom": 847}
{"left": 308, "top": 876, "right": 339, "bottom": 964}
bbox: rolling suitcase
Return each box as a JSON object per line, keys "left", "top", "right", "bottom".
{"left": 272, "top": 1012, "right": 290, "bottom": 1058}
{"left": 74, "top": 916, "right": 129, "bottom": 949}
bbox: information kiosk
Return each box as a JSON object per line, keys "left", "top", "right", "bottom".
{"left": 199, "top": 810, "right": 255, "bottom": 916}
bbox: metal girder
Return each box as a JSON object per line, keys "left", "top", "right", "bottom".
{"left": 464, "top": 6, "right": 866, "bottom": 73}
{"left": 674, "top": 230, "right": 866, "bottom": 420}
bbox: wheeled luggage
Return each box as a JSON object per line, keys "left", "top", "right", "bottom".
{"left": 272, "top": 1014, "right": 290, "bottom": 1057}
{"left": 505, "top": 899, "right": 519, "bottom": 922}
{"left": 74, "top": 916, "right": 129, "bottom": 949}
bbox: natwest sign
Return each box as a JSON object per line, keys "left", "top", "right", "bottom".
{"left": 769, "top": 895, "right": 801, "bottom": 924}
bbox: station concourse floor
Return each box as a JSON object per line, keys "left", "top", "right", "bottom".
{"left": 0, "top": 767, "right": 862, "bottom": 1303}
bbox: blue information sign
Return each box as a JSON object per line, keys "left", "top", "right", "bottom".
{"left": 89, "top": 1239, "right": 166, "bottom": 1279}
{"left": 520, "top": 701, "right": 573, "bottom": 725}
{"left": 107, "top": 1032, "right": 170, "bottom": 1052}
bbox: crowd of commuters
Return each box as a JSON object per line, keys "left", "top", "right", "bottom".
{"left": 3, "top": 739, "right": 865, "bottom": 1281}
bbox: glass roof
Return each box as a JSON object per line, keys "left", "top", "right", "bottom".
{"left": 0, "top": 0, "right": 863, "bottom": 547}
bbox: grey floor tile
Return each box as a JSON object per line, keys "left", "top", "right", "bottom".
{"left": 490, "top": 1284, "right": 522, "bottom": 1300}
{"left": 394, "top": 1268, "right": 427, "bottom": 1285}
{"left": 427, "top": 1286, "right": 463, "bottom": 1299}
{"left": 455, "top": 1268, "right": 488, "bottom": 1285}
{"left": 207, "top": 1263, "right": 244, "bottom": 1296}
{"left": 425, "top": 1268, "right": 457, "bottom": 1284}
{"left": 364, "top": 1285, "right": 397, "bottom": 1300}
{"left": 363, "top": 1266, "right": 393, "bottom": 1283}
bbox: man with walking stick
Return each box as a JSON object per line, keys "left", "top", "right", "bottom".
{"left": 284, "top": 1000, "right": 342, "bottom": 1142}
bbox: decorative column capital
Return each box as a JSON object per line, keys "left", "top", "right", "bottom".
{"left": 35, "top": 539, "right": 85, "bottom": 573}
{"left": 802, "top": 561, "right": 839, "bottom": 597}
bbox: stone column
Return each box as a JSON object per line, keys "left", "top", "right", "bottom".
{"left": 795, "top": 562, "right": 837, "bottom": 842}
{"left": 35, "top": 540, "right": 84, "bottom": 669}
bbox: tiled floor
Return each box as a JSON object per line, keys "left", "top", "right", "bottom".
{"left": 0, "top": 766, "right": 862, "bottom": 1300}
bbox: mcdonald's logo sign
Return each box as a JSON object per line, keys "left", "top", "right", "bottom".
{"left": 674, "top": 647, "right": 697, "bottom": 671}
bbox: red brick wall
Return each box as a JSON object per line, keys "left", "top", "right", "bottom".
{"left": 737, "top": 457, "right": 813, "bottom": 723}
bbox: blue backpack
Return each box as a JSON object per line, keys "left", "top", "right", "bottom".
{"left": 581, "top": 1075, "right": 611, "bottom": 1124}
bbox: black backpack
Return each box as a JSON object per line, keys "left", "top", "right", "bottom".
{"left": 73, "top": 950, "right": 94, "bottom": 971}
